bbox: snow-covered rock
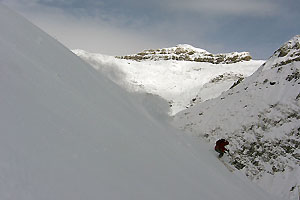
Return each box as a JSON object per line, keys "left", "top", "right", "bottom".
{"left": 0, "top": 4, "right": 277, "bottom": 200}
{"left": 73, "top": 49, "right": 263, "bottom": 115}
{"left": 117, "top": 44, "right": 252, "bottom": 64}
{"left": 173, "top": 35, "right": 300, "bottom": 200}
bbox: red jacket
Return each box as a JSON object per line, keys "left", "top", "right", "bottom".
{"left": 215, "top": 139, "right": 229, "bottom": 153}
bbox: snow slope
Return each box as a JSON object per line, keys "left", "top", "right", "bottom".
{"left": 173, "top": 35, "right": 300, "bottom": 200}
{"left": 73, "top": 49, "right": 264, "bottom": 115}
{"left": 0, "top": 4, "right": 277, "bottom": 200}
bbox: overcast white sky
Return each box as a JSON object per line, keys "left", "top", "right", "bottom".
{"left": 1, "top": 0, "right": 299, "bottom": 59}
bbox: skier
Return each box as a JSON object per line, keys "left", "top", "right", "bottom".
{"left": 215, "top": 139, "right": 229, "bottom": 158}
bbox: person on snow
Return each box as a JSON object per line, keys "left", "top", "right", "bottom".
{"left": 215, "top": 139, "right": 229, "bottom": 158}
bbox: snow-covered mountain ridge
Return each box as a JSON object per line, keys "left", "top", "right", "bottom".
{"left": 0, "top": 4, "right": 277, "bottom": 200}
{"left": 116, "top": 44, "right": 252, "bottom": 64}
{"left": 73, "top": 49, "right": 263, "bottom": 115}
{"left": 173, "top": 35, "right": 300, "bottom": 200}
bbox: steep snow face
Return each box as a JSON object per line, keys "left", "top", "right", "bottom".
{"left": 0, "top": 4, "right": 277, "bottom": 200}
{"left": 116, "top": 44, "right": 252, "bottom": 64}
{"left": 173, "top": 35, "right": 300, "bottom": 200}
{"left": 73, "top": 49, "right": 263, "bottom": 115}
{"left": 262, "top": 35, "right": 300, "bottom": 72}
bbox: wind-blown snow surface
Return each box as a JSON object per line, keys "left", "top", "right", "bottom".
{"left": 0, "top": 4, "right": 277, "bottom": 200}
{"left": 174, "top": 35, "right": 300, "bottom": 200}
{"left": 73, "top": 49, "right": 264, "bottom": 115}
